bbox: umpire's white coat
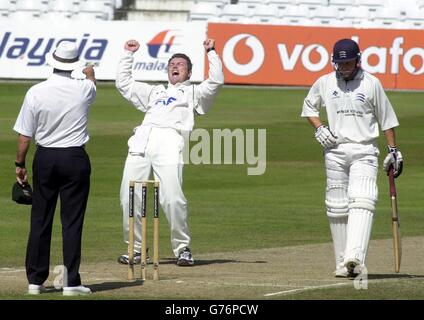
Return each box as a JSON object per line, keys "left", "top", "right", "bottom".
{"left": 116, "top": 49, "right": 224, "bottom": 256}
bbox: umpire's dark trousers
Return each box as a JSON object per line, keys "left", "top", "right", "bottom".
{"left": 26, "top": 146, "right": 91, "bottom": 287}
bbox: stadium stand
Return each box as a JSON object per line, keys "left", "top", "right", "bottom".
{"left": 126, "top": 0, "right": 195, "bottom": 21}
{"left": 0, "top": 0, "right": 423, "bottom": 29}
{"left": 0, "top": 0, "right": 122, "bottom": 20}
{"left": 186, "top": 0, "right": 424, "bottom": 28}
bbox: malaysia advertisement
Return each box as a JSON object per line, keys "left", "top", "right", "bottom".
{"left": 0, "top": 20, "right": 207, "bottom": 81}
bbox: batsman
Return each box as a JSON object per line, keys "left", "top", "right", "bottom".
{"left": 301, "top": 39, "right": 403, "bottom": 277}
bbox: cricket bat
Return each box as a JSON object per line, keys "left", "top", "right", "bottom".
{"left": 388, "top": 165, "right": 401, "bottom": 273}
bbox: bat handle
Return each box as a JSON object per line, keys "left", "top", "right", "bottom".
{"left": 388, "top": 165, "right": 396, "bottom": 197}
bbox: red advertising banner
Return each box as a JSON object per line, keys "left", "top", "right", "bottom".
{"left": 207, "top": 23, "right": 424, "bottom": 90}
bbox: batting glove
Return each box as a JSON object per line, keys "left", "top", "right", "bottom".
{"left": 383, "top": 145, "right": 403, "bottom": 178}
{"left": 315, "top": 125, "right": 337, "bottom": 149}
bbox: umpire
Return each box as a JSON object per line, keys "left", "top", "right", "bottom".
{"left": 13, "top": 41, "right": 96, "bottom": 296}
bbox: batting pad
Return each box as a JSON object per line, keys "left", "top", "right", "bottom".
{"left": 348, "top": 172, "right": 378, "bottom": 212}
{"left": 344, "top": 208, "right": 374, "bottom": 265}
{"left": 326, "top": 183, "right": 349, "bottom": 215}
{"left": 328, "top": 215, "right": 348, "bottom": 269}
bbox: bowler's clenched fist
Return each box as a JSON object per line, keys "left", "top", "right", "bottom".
{"left": 125, "top": 40, "right": 140, "bottom": 53}
{"left": 203, "top": 39, "right": 215, "bottom": 51}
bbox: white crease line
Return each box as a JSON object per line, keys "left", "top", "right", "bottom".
{"left": 190, "top": 280, "right": 336, "bottom": 288}
{"left": 0, "top": 268, "right": 25, "bottom": 273}
{"left": 263, "top": 276, "right": 424, "bottom": 297}
{"left": 264, "top": 282, "right": 350, "bottom": 297}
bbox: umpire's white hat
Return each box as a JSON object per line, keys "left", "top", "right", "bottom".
{"left": 46, "top": 41, "right": 85, "bottom": 71}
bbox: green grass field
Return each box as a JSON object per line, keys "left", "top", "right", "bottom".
{"left": 0, "top": 82, "right": 423, "bottom": 300}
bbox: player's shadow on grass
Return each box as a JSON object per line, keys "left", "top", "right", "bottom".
{"left": 367, "top": 273, "right": 424, "bottom": 280}
{"left": 88, "top": 280, "right": 144, "bottom": 293}
{"left": 159, "top": 257, "right": 267, "bottom": 266}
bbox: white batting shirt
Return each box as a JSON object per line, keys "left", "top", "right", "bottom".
{"left": 301, "top": 69, "right": 399, "bottom": 144}
{"left": 13, "top": 72, "right": 96, "bottom": 147}
{"left": 116, "top": 49, "right": 224, "bottom": 153}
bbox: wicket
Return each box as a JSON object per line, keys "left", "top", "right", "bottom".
{"left": 128, "top": 180, "right": 160, "bottom": 281}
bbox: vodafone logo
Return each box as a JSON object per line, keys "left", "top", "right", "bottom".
{"left": 222, "top": 34, "right": 264, "bottom": 76}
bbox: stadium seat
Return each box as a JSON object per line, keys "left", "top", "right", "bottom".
{"left": 0, "top": 0, "right": 12, "bottom": 10}
{"left": 249, "top": 3, "right": 279, "bottom": 23}
{"left": 402, "top": 19, "right": 424, "bottom": 29}
{"left": 253, "top": 3, "right": 279, "bottom": 18}
{"left": 79, "top": 0, "right": 101, "bottom": 13}
{"left": 8, "top": 10, "right": 41, "bottom": 20}
{"left": 310, "top": 6, "right": 340, "bottom": 25}
{"left": 266, "top": 0, "right": 293, "bottom": 14}
{"left": 100, "top": 0, "right": 114, "bottom": 19}
{"left": 190, "top": 2, "right": 222, "bottom": 21}
{"left": 49, "top": 0, "right": 75, "bottom": 13}
{"left": 293, "top": 4, "right": 317, "bottom": 18}
{"left": 338, "top": 6, "right": 370, "bottom": 26}
{"left": 239, "top": 0, "right": 264, "bottom": 5}
{"left": 296, "top": 0, "right": 328, "bottom": 6}
{"left": 265, "top": 0, "right": 295, "bottom": 5}
{"left": 403, "top": 7, "right": 424, "bottom": 28}
{"left": 72, "top": 10, "right": 107, "bottom": 20}
{"left": 373, "top": 7, "right": 402, "bottom": 26}
{"left": 196, "top": 0, "right": 228, "bottom": 9}
{"left": 43, "top": 10, "right": 73, "bottom": 20}
{"left": 279, "top": 4, "right": 314, "bottom": 25}
{"left": 221, "top": 3, "right": 250, "bottom": 21}
{"left": 15, "top": 0, "right": 47, "bottom": 12}
{"left": 356, "top": 0, "right": 384, "bottom": 12}
{"left": 328, "top": 0, "right": 355, "bottom": 14}
{"left": 78, "top": 0, "right": 112, "bottom": 20}
{"left": 249, "top": 15, "right": 282, "bottom": 24}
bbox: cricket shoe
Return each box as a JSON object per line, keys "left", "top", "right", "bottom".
{"left": 117, "top": 249, "right": 150, "bottom": 265}
{"left": 345, "top": 258, "right": 361, "bottom": 278}
{"left": 28, "top": 284, "right": 47, "bottom": 295}
{"left": 63, "top": 285, "right": 92, "bottom": 296}
{"left": 177, "top": 247, "right": 194, "bottom": 266}
{"left": 334, "top": 266, "right": 349, "bottom": 278}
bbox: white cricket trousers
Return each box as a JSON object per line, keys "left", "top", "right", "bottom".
{"left": 120, "top": 127, "right": 190, "bottom": 257}
{"left": 325, "top": 143, "right": 379, "bottom": 268}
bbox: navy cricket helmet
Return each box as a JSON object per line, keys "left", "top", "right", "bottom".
{"left": 332, "top": 39, "right": 361, "bottom": 63}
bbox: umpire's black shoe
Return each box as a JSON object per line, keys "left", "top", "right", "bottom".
{"left": 177, "top": 247, "right": 194, "bottom": 266}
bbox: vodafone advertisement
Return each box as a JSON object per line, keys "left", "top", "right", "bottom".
{"left": 0, "top": 21, "right": 207, "bottom": 81}
{"left": 208, "top": 23, "right": 424, "bottom": 90}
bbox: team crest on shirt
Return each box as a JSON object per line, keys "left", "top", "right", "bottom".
{"left": 331, "top": 90, "right": 339, "bottom": 99}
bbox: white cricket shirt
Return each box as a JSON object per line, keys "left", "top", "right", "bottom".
{"left": 301, "top": 69, "right": 399, "bottom": 144}
{"left": 13, "top": 73, "right": 96, "bottom": 147}
{"left": 116, "top": 49, "right": 224, "bottom": 154}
